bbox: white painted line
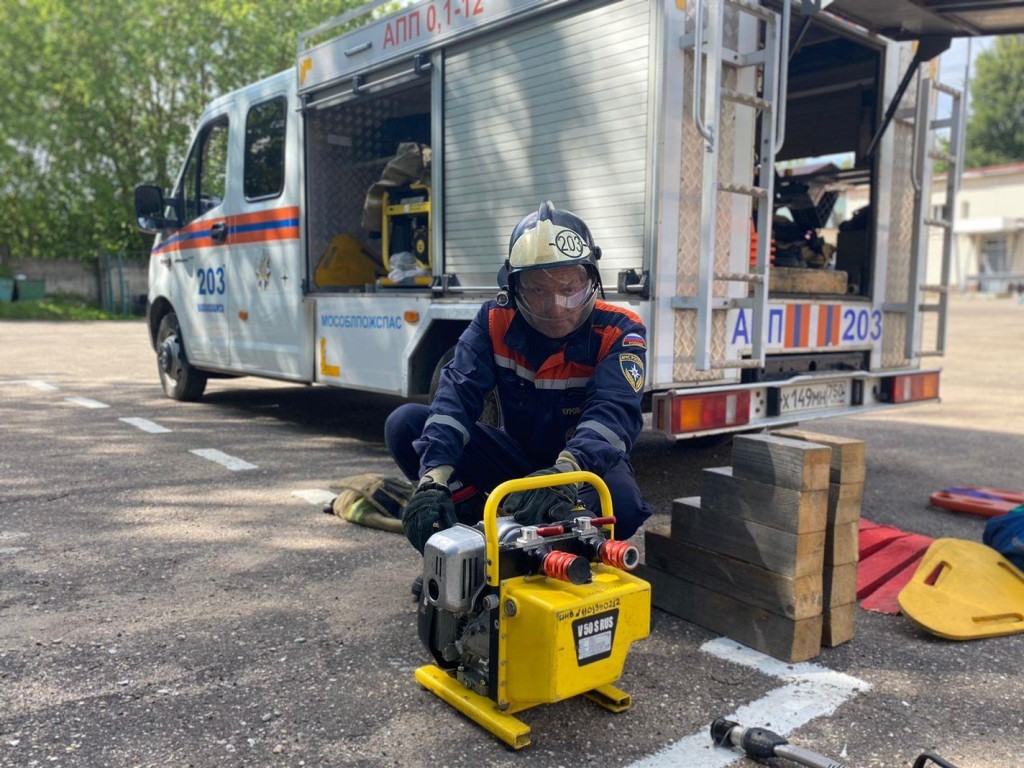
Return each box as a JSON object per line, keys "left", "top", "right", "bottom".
{"left": 292, "top": 489, "right": 337, "bottom": 507}
{"left": 190, "top": 449, "right": 258, "bottom": 471}
{"left": 119, "top": 417, "right": 172, "bottom": 434}
{"left": 0, "top": 547, "right": 26, "bottom": 557}
{"left": 64, "top": 396, "right": 110, "bottom": 409}
{"left": 0, "top": 379, "right": 59, "bottom": 391}
{"left": 626, "top": 638, "right": 870, "bottom": 768}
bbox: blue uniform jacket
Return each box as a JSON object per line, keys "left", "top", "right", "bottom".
{"left": 414, "top": 300, "right": 648, "bottom": 477}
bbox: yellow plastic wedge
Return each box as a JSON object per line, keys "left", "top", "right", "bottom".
{"left": 898, "top": 538, "right": 1024, "bottom": 640}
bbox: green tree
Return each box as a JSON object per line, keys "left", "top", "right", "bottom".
{"left": 0, "top": 0, "right": 365, "bottom": 261}
{"left": 964, "top": 35, "right": 1024, "bottom": 168}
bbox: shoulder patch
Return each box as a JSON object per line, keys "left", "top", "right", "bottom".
{"left": 622, "top": 333, "right": 646, "bottom": 350}
{"left": 619, "top": 352, "right": 645, "bottom": 393}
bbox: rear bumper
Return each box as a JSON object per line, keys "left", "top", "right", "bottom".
{"left": 651, "top": 368, "right": 941, "bottom": 440}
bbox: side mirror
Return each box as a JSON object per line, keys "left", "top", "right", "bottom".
{"left": 134, "top": 184, "right": 181, "bottom": 233}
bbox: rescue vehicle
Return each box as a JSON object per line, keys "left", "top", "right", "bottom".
{"left": 134, "top": 0, "right": 1022, "bottom": 439}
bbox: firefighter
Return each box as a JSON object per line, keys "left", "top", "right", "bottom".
{"left": 385, "top": 201, "right": 652, "bottom": 567}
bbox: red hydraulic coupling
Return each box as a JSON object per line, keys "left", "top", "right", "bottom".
{"left": 542, "top": 550, "right": 592, "bottom": 585}
{"left": 598, "top": 539, "right": 640, "bottom": 571}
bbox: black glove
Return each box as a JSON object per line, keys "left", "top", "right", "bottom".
{"left": 503, "top": 455, "right": 580, "bottom": 526}
{"left": 402, "top": 482, "right": 456, "bottom": 553}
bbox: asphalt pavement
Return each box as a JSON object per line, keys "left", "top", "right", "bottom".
{"left": 0, "top": 295, "right": 1021, "bottom": 768}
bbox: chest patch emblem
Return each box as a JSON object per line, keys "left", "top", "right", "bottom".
{"left": 619, "top": 353, "right": 644, "bottom": 393}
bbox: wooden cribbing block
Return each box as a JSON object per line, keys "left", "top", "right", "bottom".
{"left": 645, "top": 529, "right": 823, "bottom": 620}
{"left": 701, "top": 466, "right": 827, "bottom": 534}
{"left": 822, "top": 602, "right": 855, "bottom": 647}
{"left": 731, "top": 434, "right": 832, "bottom": 491}
{"left": 822, "top": 562, "right": 858, "bottom": 607}
{"left": 770, "top": 266, "right": 848, "bottom": 296}
{"left": 773, "top": 429, "right": 866, "bottom": 485}
{"left": 672, "top": 497, "right": 825, "bottom": 578}
{"left": 827, "top": 482, "right": 864, "bottom": 526}
{"left": 825, "top": 520, "right": 860, "bottom": 566}
{"left": 639, "top": 563, "right": 823, "bottom": 663}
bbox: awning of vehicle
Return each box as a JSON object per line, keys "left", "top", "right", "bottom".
{"left": 824, "top": 0, "right": 1024, "bottom": 39}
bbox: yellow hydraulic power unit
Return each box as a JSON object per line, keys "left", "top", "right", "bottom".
{"left": 414, "top": 472, "right": 651, "bottom": 749}
{"left": 381, "top": 182, "right": 431, "bottom": 286}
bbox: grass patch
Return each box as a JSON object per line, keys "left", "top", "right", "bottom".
{"left": 0, "top": 293, "right": 134, "bottom": 321}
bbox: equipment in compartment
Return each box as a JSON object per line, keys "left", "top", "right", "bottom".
{"left": 381, "top": 182, "right": 431, "bottom": 285}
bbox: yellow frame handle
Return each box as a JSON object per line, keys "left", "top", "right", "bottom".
{"left": 483, "top": 470, "right": 613, "bottom": 587}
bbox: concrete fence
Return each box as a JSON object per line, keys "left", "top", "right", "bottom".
{"left": 1, "top": 248, "right": 149, "bottom": 313}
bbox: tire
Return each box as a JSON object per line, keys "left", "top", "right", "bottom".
{"left": 430, "top": 346, "right": 501, "bottom": 427}
{"left": 156, "top": 312, "right": 208, "bottom": 401}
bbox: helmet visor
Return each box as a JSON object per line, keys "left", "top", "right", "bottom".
{"left": 515, "top": 265, "right": 597, "bottom": 339}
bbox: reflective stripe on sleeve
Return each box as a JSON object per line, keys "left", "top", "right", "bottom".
{"left": 576, "top": 419, "right": 627, "bottom": 453}
{"left": 425, "top": 413, "right": 471, "bottom": 445}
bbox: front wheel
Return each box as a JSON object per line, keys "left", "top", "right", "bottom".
{"left": 156, "top": 312, "right": 208, "bottom": 401}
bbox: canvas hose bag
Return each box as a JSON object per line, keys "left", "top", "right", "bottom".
{"left": 329, "top": 473, "right": 413, "bottom": 534}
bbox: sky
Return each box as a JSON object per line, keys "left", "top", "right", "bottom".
{"left": 938, "top": 35, "right": 995, "bottom": 111}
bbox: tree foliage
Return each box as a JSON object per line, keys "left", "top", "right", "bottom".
{"left": 0, "top": 0, "right": 364, "bottom": 260}
{"left": 964, "top": 35, "right": 1024, "bottom": 169}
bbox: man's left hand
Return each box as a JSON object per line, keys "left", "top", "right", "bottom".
{"left": 503, "top": 452, "right": 581, "bottom": 526}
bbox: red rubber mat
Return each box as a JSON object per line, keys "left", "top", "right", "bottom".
{"left": 857, "top": 520, "right": 934, "bottom": 614}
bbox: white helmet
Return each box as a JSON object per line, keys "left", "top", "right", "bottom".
{"left": 498, "top": 201, "right": 603, "bottom": 338}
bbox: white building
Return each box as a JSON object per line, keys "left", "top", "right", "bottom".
{"left": 842, "top": 161, "right": 1024, "bottom": 293}
{"left": 934, "top": 162, "right": 1024, "bottom": 292}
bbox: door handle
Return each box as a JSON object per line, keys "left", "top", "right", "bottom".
{"left": 210, "top": 222, "right": 228, "bottom": 243}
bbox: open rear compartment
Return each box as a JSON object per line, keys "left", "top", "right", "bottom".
{"left": 303, "top": 77, "right": 433, "bottom": 293}
{"left": 777, "top": 17, "right": 883, "bottom": 301}
{"left": 753, "top": 12, "right": 887, "bottom": 380}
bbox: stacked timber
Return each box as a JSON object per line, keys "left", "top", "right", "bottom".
{"left": 640, "top": 431, "right": 864, "bottom": 662}
{"left": 774, "top": 429, "right": 865, "bottom": 646}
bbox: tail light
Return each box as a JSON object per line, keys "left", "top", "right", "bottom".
{"left": 657, "top": 391, "right": 751, "bottom": 436}
{"left": 882, "top": 372, "right": 940, "bottom": 403}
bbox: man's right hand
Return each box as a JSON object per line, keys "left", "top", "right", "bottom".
{"left": 402, "top": 482, "right": 456, "bottom": 553}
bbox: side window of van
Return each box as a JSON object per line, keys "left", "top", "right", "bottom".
{"left": 244, "top": 97, "right": 286, "bottom": 200}
{"left": 177, "top": 117, "right": 229, "bottom": 225}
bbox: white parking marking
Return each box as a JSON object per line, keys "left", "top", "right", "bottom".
{"left": 292, "top": 489, "right": 337, "bottom": 507}
{"left": 119, "top": 417, "right": 172, "bottom": 434}
{"left": 0, "top": 379, "right": 59, "bottom": 391}
{"left": 0, "top": 548, "right": 26, "bottom": 557}
{"left": 190, "top": 449, "right": 258, "bottom": 471}
{"left": 64, "top": 396, "right": 110, "bottom": 409}
{"left": 627, "top": 638, "right": 869, "bottom": 768}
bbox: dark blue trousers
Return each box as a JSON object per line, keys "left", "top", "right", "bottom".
{"left": 384, "top": 403, "right": 651, "bottom": 539}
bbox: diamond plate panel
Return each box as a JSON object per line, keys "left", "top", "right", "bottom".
{"left": 886, "top": 119, "right": 915, "bottom": 306}
{"left": 672, "top": 3, "right": 746, "bottom": 384}
{"left": 673, "top": 309, "right": 731, "bottom": 382}
{"left": 715, "top": 65, "right": 737, "bottom": 296}
{"left": 882, "top": 311, "right": 908, "bottom": 368}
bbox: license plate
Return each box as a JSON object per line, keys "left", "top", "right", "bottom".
{"left": 778, "top": 380, "right": 851, "bottom": 415}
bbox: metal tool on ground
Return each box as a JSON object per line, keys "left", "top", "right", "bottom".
{"left": 710, "top": 718, "right": 960, "bottom": 767}
{"left": 414, "top": 471, "right": 650, "bottom": 749}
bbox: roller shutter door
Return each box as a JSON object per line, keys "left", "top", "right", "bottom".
{"left": 443, "top": 0, "right": 651, "bottom": 287}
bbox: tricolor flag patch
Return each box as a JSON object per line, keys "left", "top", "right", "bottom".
{"left": 622, "top": 333, "right": 647, "bottom": 350}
